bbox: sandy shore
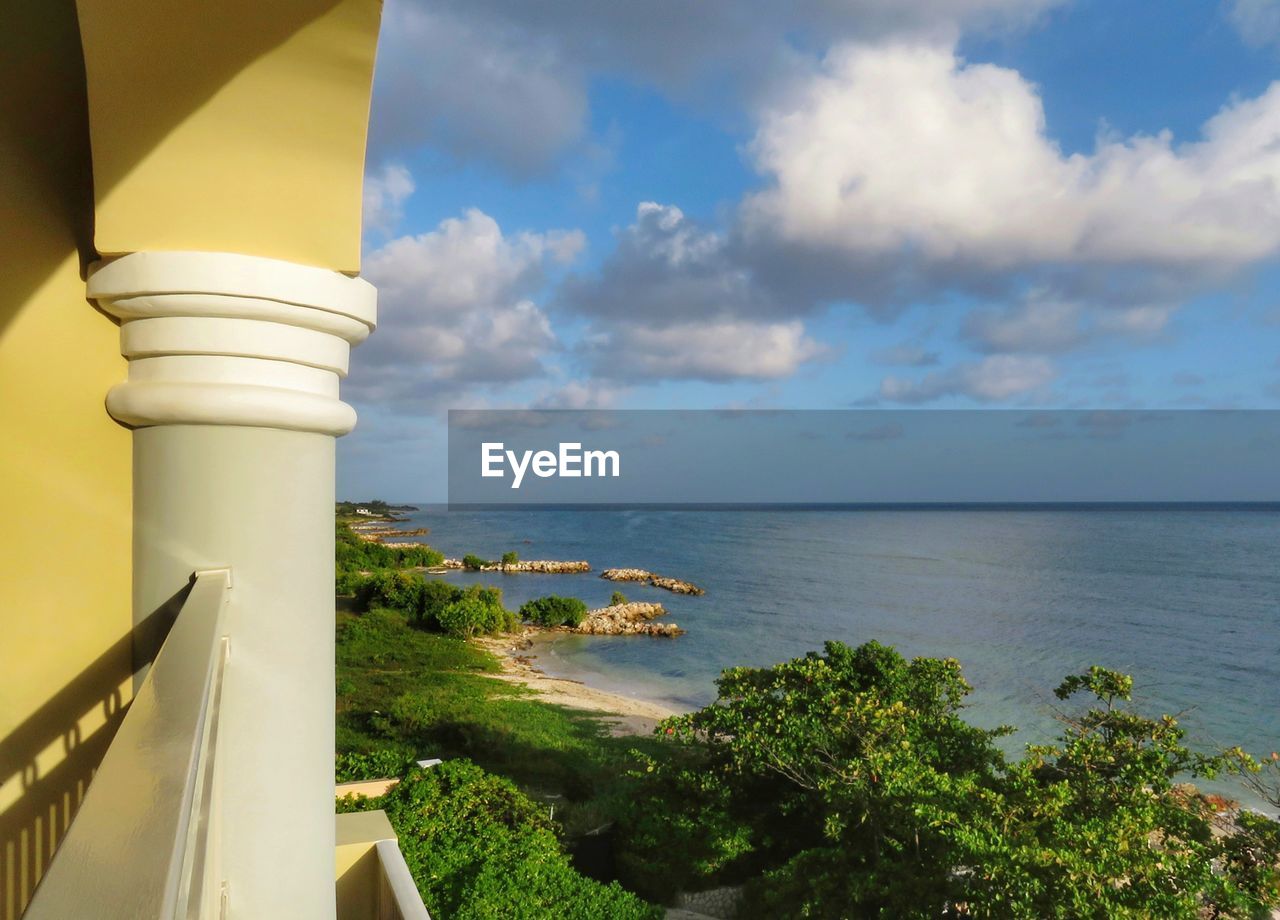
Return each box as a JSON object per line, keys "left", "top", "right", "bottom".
{"left": 474, "top": 629, "right": 679, "bottom": 737}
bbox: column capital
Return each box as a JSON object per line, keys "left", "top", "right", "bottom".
{"left": 89, "top": 251, "right": 377, "bottom": 436}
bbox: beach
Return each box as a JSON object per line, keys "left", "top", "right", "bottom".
{"left": 474, "top": 629, "right": 679, "bottom": 737}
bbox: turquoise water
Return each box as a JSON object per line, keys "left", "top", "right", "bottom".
{"left": 398, "top": 506, "right": 1280, "bottom": 805}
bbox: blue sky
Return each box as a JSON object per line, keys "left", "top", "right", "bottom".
{"left": 339, "top": 0, "right": 1280, "bottom": 499}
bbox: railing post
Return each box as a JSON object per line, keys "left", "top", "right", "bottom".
{"left": 89, "top": 252, "right": 377, "bottom": 918}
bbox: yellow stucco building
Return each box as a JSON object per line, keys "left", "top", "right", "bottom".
{"left": 0, "top": 2, "right": 421, "bottom": 916}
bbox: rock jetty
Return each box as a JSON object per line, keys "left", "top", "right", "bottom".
{"left": 441, "top": 559, "right": 591, "bottom": 574}
{"left": 575, "top": 602, "right": 684, "bottom": 637}
{"left": 600, "top": 568, "right": 705, "bottom": 596}
{"left": 351, "top": 526, "right": 429, "bottom": 542}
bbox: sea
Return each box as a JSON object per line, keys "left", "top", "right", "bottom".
{"left": 393, "top": 504, "right": 1280, "bottom": 808}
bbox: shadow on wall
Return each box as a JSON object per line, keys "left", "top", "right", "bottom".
{"left": 0, "top": 585, "right": 190, "bottom": 920}
{"left": 0, "top": 0, "right": 95, "bottom": 340}
{"left": 0, "top": 0, "right": 346, "bottom": 337}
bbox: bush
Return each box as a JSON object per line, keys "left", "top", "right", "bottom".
{"left": 610, "top": 590, "right": 629, "bottom": 606}
{"left": 418, "top": 579, "right": 460, "bottom": 630}
{"left": 519, "top": 595, "right": 589, "bottom": 628}
{"left": 339, "top": 760, "right": 660, "bottom": 920}
{"left": 621, "top": 645, "right": 1280, "bottom": 919}
{"left": 501, "top": 550, "right": 520, "bottom": 566}
{"left": 462, "top": 553, "right": 491, "bottom": 571}
{"left": 356, "top": 570, "right": 424, "bottom": 614}
{"left": 336, "top": 748, "right": 416, "bottom": 783}
{"left": 438, "top": 585, "right": 516, "bottom": 638}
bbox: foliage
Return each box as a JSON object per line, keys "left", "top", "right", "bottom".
{"left": 610, "top": 590, "right": 629, "bottom": 606}
{"left": 501, "top": 550, "right": 520, "bottom": 565}
{"left": 335, "top": 747, "right": 416, "bottom": 783}
{"left": 620, "top": 640, "right": 1004, "bottom": 911}
{"left": 338, "top": 761, "right": 660, "bottom": 920}
{"left": 622, "top": 646, "right": 1280, "bottom": 919}
{"left": 519, "top": 595, "right": 589, "bottom": 628}
{"left": 952, "top": 666, "right": 1280, "bottom": 919}
{"left": 335, "top": 607, "right": 667, "bottom": 831}
{"left": 335, "top": 520, "right": 443, "bottom": 582}
{"left": 438, "top": 585, "right": 517, "bottom": 638}
{"left": 462, "top": 553, "right": 491, "bottom": 571}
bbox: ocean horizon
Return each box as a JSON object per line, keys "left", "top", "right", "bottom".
{"left": 393, "top": 503, "right": 1280, "bottom": 810}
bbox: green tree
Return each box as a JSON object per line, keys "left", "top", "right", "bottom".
{"left": 501, "top": 550, "right": 520, "bottom": 566}
{"left": 462, "top": 553, "right": 491, "bottom": 571}
{"left": 621, "top": 650, "right": 1280, "bottom": 919}
{"left": 519, "top": 595, "right": 589, "bottom": 628}
{"left": 438, "top": 585, "right": 515, "bottom": 638}
{"left": 610, "top": 590, "right": 629, "bottom": 606}
{"left": 955, "top": 667, "right": 1280, "bottom": 919}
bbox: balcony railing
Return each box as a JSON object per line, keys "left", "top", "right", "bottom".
{"left": 22, "top": 566, "right": 433, "bottom": 919}
{"left": 23, "top": 568, "right": 231, "bottom": 919}
{"left": 336, "top": 810, "right": 431, "bottom": 920}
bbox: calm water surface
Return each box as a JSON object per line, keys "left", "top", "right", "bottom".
{"left": 397, "top": 507, "right": 1280, "bottom": 805}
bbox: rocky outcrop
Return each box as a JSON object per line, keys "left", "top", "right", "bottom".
{"left": 574, "top": 602, "right": 684, "bottom": 637}
{"left": 441, "top": 559, "right": 592, "bottom": 574}
{"left": 600, "top": 568, "right": 705, "bottom": 596}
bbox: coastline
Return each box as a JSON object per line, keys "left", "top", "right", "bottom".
{"left": 474, "top": 628, "right": 681, "bottom": 737}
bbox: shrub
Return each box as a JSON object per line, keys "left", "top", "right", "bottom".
{"left": 610, "top": 590, "right": 629, "bottom": 606}
{"left": 339, "top": 760, "right": 660, "bottom": 920}
{"left": 438, "top": 585, "right": 515, "bottom": 638}
{"left": 356, "top": 570, "right": 423, "bottom": 613}
{"left": 519, "top": 595, "right": 589, "bottom": 628}
{"left": 501, "top": 550, "right": 520, "bottom": 566}
{"left": 461, "top": 553, "right": 491, "bottom": 571}
{"left": 336, "top": 748, "right": 416, "bottom": 783}
{"left": 418, "top": 579, "right": 460, "bottom": 630}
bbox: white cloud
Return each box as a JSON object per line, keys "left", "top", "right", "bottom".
{"left": 362, "top": 163, "right": 415, "bottom": 237}
{"left": 350, "top": 206, "right": 585, "bottom": 406}
{"left": 1227, "top": 0, "right": 1280, "bottom": 48}
{"left": 584, "top": 318, "right": 827, "bottom": 382}
{"left": 743, "top": 43, "right": 1280, "bottom": 273}
{"left": 877, "top": 354, "right": 1056, "bottom": 403}
{"left": 372, "top": 0, "right": 1060, "bottom": 174}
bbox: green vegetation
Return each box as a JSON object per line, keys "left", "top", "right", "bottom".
{"left": 461, "top": 553, "right": 491, "bottom": 570}
{"left": 519, "top": 595, "right": 589, "bottom": 628}
{"left": 335, "top": 520, "right": 443, "bottom": 577}
{"left": 336, "top": 499, "right": 418, "bottom": 515}
{"left": 338, "top": 761, "right": 658, "bottom": 920}
{"left": 336, "top": 607, "right": 665, "bottom": 817}
{"left": 438, "top": 586, "right": 518, "bottom": 637}
{"left": 501, "top": 550, "right": 520, "bottom": 565}
{"left": 610, "top": 590, "right": 629, "bottom": 606}
{"left": 333, "top": 516, "right": 1279, "bottom": 917}
{"left": 618, "top": 642, "right": 1280, "bottom": 919}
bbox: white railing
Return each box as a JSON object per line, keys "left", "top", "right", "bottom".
{"left": 23, "top": 569, "right": 231, "bottom": 919}
{"left": 373, "top": 838, "right": 431, "bottom": 920}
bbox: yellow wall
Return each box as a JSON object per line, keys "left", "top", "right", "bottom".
{"left": 76, "top": 0, "right": 382, "bottom": 274}
{"left": 0, "top": 2, "right": 132, "bottom": 917}
{"left": 1, "top": 2, "right": 381, "bottom": 913}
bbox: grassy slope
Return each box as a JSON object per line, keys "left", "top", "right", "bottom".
{"left": 336, "top": 606, "right": 666, "bottom": 835}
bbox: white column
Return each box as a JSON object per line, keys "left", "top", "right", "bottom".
{"left": 89, "top": 251, "right": 376, "bottom": 919}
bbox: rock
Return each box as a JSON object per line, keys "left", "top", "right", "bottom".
{"left": 441, "top": 559, "right": 591, "bottom": 573}
{"left": 600, "top": 568, "right": 705, "bottom": 595}
{"left": 574, "top": 602, "right": 684, "bottom": 637}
